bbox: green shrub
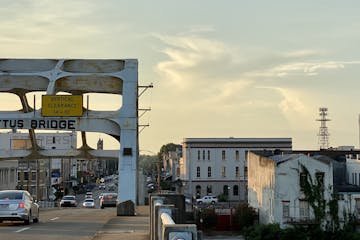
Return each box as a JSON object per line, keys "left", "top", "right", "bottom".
{"left": 232, "top": 203, "right": 257, "bottom": 230}
{"left": 199, "top": 208, "right": 218, "bottom": 230}
{"left": 244, "top": 223, "right": 281, "bottom": 240}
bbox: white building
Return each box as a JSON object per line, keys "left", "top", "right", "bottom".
{"left": 0, "top": 160, "right": 18, "bottom": 190}
{"left": 248, "top": 152, "right": 333, "bottom": 228}
{"left": 0, "top": 131, "right": 76, "bottom": 199}
{"left": 346, "top": 153, "right": 360, "bottom": 186}
{"left": 180, "top": 138, "right": 292, "bottom": 201}
{"left": 248, "top": 150, "right": 360, "bottom": 229}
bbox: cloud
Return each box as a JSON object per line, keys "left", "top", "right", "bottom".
{"left": 155, "top": 33, "right": 235, "bottom": 88}
{"left": 257, "top": 86, "right": 316, "bottom": 130}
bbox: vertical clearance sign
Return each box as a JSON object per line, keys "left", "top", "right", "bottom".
{"left": 42, "top": 95, "right": 83, "bottom": 117}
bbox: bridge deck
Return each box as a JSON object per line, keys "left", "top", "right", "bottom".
{"left": 93, "top": 205, "right": 150, "bottom": 240}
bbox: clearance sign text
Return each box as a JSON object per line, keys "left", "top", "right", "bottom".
{"left": 42, "top": 95, "right": 83, "bottom": 117}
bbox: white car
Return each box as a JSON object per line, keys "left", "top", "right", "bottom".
{"left": 196, "top": 196, "right": 218, "bottom": 204}
{"left": 60, "top": 195, "right": 77, "bottom": 207}
{"left": 82, "top": 198, "right": 95, "bottom": 208}
{"left": 0, "top": 190, "right": 39, "bottom": 224}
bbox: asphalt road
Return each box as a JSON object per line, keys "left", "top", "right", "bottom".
{"left": 0, "top": 207, "right": 118, "bottom": 240}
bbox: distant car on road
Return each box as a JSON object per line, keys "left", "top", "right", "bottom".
{"left": 82, "top": 198, "right": 95, "bottom": 208}
{"left": 100, "top": 193, "right": 118, "bottom": 209}
{"left": 0, "top": 190, "right": 39, "bottom": 225}
{"left": 85, "top": 192, "right": 93, "bottom": 199}
{"left": 60, "top": 195, "right": 77, "bottom": 207}
{"left": 196, "top": 196, "right": 218, "bottom": 204}
{"left": 99, "top": 183, "right": 106, "bottom": 190}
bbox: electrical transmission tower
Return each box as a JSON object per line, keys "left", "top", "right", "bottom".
{"left": 317, "top": 107, "right": 331, "bottom": 149}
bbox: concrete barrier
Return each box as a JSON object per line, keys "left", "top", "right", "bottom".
{"left": 38, "top": 201, "right": 55, "bottom": 208}
{"left": 150, "top": 194, "right": 198, "bottom": 240}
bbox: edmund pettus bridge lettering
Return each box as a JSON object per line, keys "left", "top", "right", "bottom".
{"left": 0, "top": 119, "right": 76, "bottom": 130}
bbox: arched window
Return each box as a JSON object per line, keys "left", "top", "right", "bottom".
{"left": 233, "top": 185, "right": 239, "bottom": 196}
{"left": 196, "top": 185, "right": 201, "bottom": 198}
{"left": 196, "top": 167, "right": 200, "bottom": 178}
{"left": 235, "top": 167, "right": 239, "bottom": 178}
{"left": 206, "top": 185, "right": 212, "bottom": 194}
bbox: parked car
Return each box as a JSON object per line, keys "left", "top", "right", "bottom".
{"left": 60, "top": 195, "right": 77, "bottom": 207}
{"left": 100, "top": 193, "right": 118, "bottom": 209}
{"left": 0, "top": 190, "right": 39, "bottom": 224}
{"left": 196, "top": 195, "right": 218, "bottom": 204}
{"left": 82, "top": 198, "right": 95, "bottom": 208}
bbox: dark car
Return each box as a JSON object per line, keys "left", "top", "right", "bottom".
{"left": 100, "top": 193, "right": 118, "bottom": 209}
{"left": 0, "top": 190, "right": 39, "bottom": 224}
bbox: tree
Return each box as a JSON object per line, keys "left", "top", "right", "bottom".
{"left": 139, "top": 154, "right": 158, "bottom": 175}
{"left": 159, "top": 143, "right": 181, "bottom": 157}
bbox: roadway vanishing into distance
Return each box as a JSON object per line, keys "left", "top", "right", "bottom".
{"left": 0, "top": 207, "right": 117, "bottom": 240}
{"left": 0, "top": 179, "right": 129, "bottom": 240}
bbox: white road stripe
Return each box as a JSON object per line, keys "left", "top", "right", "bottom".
{"left": 50, "top": 217, "right": 59, "bottom": 221}
{"left": 15, "top": 227, "right": 30, "bottom": 233}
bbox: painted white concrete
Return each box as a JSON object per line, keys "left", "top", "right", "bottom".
{"left": 0, "top": 59, "right": 139, "bottom": 213}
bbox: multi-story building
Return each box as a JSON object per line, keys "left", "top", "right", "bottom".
{"left": 0, "top": 160, "right": 18, "bottom": 190}
{"left": 0, "top": 131, "right": 76, "bottom": 200}
{"left": 179, "top": 137, "right": 292, "bottom": 201}
{"left": 162, "top": 147, "right": 182, "bottom": 180}
{"left": 248, "top": 150, "right": 360, "bottom": 229}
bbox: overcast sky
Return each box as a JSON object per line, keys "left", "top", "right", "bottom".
{"left": 1, "top": 0, "right": 360, "bottom": 153}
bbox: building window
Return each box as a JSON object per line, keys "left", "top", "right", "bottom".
{"left": 300, "top": 172, "right": 307, "bottom": 190}
{"left": 176, "top": 167, "right": 180, "bottom": 177}
{"left": 235, "top": 150, "right": 239, "bottom": 161}
{"left": 315, "top": 172, "right": 324, "bottom": 190}
{"left": 196, "top": 167, "right": 200, "bottom": 178}
{"left": 235, "top": 167, "right": 239, "bottom": 178}
{"left": 208, "top": 167, "right": 212, "bottom": 177}
{"left": 299, "top": 200, "right": 309, "bottom": 219}
{"left": 207, "top": 150, "right": 210, "bottom": 160}
{"left": 24, "top": 172, "right": 29, "bottom": 181}
{"left": 221, "top": 166, "right": 226, "bottom": 177}
{"left": 31, "top": 172, "right": 36, "bottom": 181}
{"left": 222, "top": 150, "right": 226, "bottom": 161}
{"left": 244, "top": 166, "right": 248, "bottom": 179}
{"left": 207, "top": 185, "right": 212, "bottom": 194}
{"left": 196, "top": 185, "right": 201, "bottom": 198}
{"left": 197, "top": 150, "right": 200, "bottom": 160}
{"left": 282, "top": 201, "right": 290, "bottom": 219}
{"left": 356, "top": 198, "right": 360, "bottom": 214}
{"left": 233, "top": 185, "right": 239, "bottom": 196}
{"left": 282, "top": 201, "right": 290, "bottom": 221}
{"left": 202, "top": 150, "right": 205, "bottom": 160}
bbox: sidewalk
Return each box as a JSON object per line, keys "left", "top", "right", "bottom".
{"left": 93, "top": 205, "right": 150, "bottom": 240}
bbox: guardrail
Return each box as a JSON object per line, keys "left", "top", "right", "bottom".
{"left": 150, "top": 194, "right": 199, "bottom": 240}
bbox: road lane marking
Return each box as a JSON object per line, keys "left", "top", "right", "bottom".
{"left": 15, "top": 227, "right": 30, "bottom": 233}
{"left": 50, "top": 217, "right": 59, "bottom": 221}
